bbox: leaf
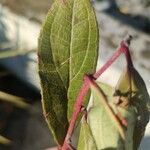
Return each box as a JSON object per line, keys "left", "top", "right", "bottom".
{"left": 114, "top": 67, "right": 150, "bottom": 150}
{"left": 87, "top": 81, "right": 136, "bottom": 150}
{"left": 38, "top": 0, "right": 98, "bottom": 144}
{"left": 77, "top": 116, "right": 97, "bottom": 150}
{"left": 66, "top": 0, "right": 99, "bottom": 119}
{"left": 0, "top": 135, "right": 11, "bottom": 145}
{"left": 38, "top": 1, "right": 68, "bottom": 145}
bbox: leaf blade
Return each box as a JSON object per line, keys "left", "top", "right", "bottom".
{"left": 88, "top": 82, "right": 137, "bottom": 149}
{"left": 88, "top": 82, "right": 123, "bottom": 149}
{"left": 38, "top": 1, "right": 68, "bottom": 144}
{"left": 38, "top": 0, "right": 98, "bottom": 144}
{"left": 77, "top": 116, "right": 97, "bottom": 150}
{"left": 67, "top": 0, "right": 99, "bottom": 119}
{"left": 115, "top": 67, "right": 150, "bottom": 149}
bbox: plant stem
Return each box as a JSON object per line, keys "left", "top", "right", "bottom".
{"left": 94, "top": 35, "right": 133, "bottom": 79}
{"left": 61, "top": 82, "right": 90, "bottom": 150}
{"left": 61, "top": 37, "right": 132, "bottom": 150}
{"left": 120, "top": 35, "right": 134, "bottom": 68}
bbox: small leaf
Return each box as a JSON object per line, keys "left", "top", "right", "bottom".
{"left": 88, "top": 82, "right": 124, "bottom": 149}
{"left": 114, "top": 67, "right": 150, "bottom": 149}
{"left": 77, "top": 116, "right": 97, "bottom": 150}
{"left": 38, "top": 0, "right": 98, "bottom": 144}
{"left": 88, "top": 81, "right": 137, "bottom": 149}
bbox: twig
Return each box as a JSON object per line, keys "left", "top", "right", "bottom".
{"left": 61, "top": 36, "right": 132, "bottom": 150}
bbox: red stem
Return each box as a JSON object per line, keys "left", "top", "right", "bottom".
{"left": 120, "top": 41, "right": 133, "bottom": 68}
{"left": 93, "top": 43, "right": 123, "bottom": 79}
{"left": 61, "top": 82, "right": 90, "bottom": 150}
{"left": 61, "top": 38, "right": 132, "bottom": 150}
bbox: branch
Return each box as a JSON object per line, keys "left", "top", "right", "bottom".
{"left": 61, "top": 36, "right": 132, "bottom": 150}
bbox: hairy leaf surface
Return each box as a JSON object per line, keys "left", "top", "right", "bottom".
{"left": 38, "top": 0, "right": 98, "bottom": 144}
{"left": 66, "top": 0, "right": 99, "bottom": 119}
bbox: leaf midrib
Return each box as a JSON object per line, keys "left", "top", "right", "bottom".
{"left": 69, "top": 0, "right": 90, "bottom": 82}
{"left": 69, "top": 0, "right": 75, "bottom": 81}
{"left": 51, "top": 2, "right": 68, "bottom": 90}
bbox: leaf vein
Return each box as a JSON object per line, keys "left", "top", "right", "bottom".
{"left": 70, "top": 2, "right": 90, "bottom": 82}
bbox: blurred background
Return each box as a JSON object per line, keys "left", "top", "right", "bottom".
{"left": 0, "top": 0, "right": 149, "bottom": 149}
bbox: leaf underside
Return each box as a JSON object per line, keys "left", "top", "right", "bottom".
{"left": 38, "top": 0, "right": 98, "bottom": 144}
{"left": 78, "top": 82, "right": 137, "bottom": 150}
{"left": 77, "top": 117, "right": 97, "bottom": 150}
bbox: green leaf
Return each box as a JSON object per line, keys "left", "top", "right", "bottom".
{"left": 114, "top": 67, "right": 150, "bottom": 150}
{"left": 38, "top": 0, "right": 98, "bottom": 144}
{"left": 66, "top": 0, "right": 99, "bottom": 119}
{"left": 38, "top": 1, "right": 68, "bottom": 145}
{"left": 88, "top": 82, "right": 136, "bottom": 150}
{"left": 77, "top": 116, "right": 97, "bottom": 150}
